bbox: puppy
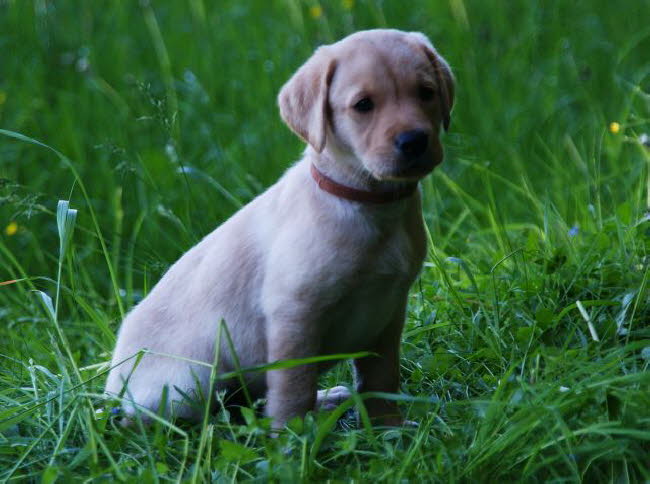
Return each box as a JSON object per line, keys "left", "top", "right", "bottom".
{"left": 105, "top": 29, "right": 454, "bottom": 429}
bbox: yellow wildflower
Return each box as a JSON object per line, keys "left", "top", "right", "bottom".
{"left": 609, "top": 122, "right": 620, "bottom": 134}
{"left": 309, "top": 5, "right": 323, "bottom": 18}
{"left": 342, "top": 0, "right": 354, "bottom": 9}
{"left": 5, "top": 221, "right": 18, "bottom": 236}
{"left": 0, "top": 91, "right": 6, "bottom": 105}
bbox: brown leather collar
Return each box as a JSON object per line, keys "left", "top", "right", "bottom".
{"left": 310, "top": 164, "right": 417, "bottom": 204}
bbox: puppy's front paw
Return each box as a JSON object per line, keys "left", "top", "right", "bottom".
{"left": 402, "top": 419, "right": 419, "bottom": 428}
{"left": 316, "top": 385, "right": 351, "bottom": 411}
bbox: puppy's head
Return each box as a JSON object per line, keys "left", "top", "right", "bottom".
{"left": 278, "top": 29, "right": 454, "bottom": 182}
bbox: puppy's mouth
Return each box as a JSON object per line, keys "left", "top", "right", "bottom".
{"left": 370, "top": 154, "right": 441, "bottom": 182}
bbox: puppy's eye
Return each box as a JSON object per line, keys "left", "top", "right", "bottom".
{"left": 418, "top": 86, "right": 435, "bottom": 102}
{"left": 353, "top": 97, "right": 374, "bottom": 113}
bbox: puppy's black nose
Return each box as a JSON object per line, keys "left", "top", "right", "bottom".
{"left": 395, "top": 130, "right": 428, "bottom": 158}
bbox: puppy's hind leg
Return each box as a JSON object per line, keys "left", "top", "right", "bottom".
{"left": 106, "top": 354, "right": 209, "bottom": 422}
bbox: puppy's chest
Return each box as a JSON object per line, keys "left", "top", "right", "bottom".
{"left": 372, "top": 224, "right": 424, "bottom": 277}
{"left": 319, "top": 273, "right": 409, "bottom": 354}
{"left": 319, "top": 228, "right": 424, "bottom": 353}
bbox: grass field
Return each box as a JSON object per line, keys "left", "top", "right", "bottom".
{"left": 1, "top": 0, "right": 649, "bottom": 481}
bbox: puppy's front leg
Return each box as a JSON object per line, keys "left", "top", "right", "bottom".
{"left": 353, "top": 301, "right": 406, "bottom": 426}
{"left": 265, "top": 319, "right": 318, "bottom": 429}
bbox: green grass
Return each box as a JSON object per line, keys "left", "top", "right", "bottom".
{"left": 1, "top": 0, "right": 649, "bottom": 481}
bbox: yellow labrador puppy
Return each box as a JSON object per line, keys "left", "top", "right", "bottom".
{"left": 105, "top": 29, "right": 454, "bottom": 429}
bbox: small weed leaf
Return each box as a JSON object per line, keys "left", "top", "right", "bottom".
{"left": 35, "top": 290, "right": 55, "bottom": 322}
{"left": 219, "top": 440, "right": 258, "bottom": 464}
{"left": 534, "top": 307, "right": 555, "bottom": 330}
{"left": 56, "top": 200, "right": 77, "bottom": 258}
{"left": 41, "top": 466, "right": 59, "bottom": 484}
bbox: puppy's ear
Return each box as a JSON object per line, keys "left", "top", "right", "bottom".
{"left": 409, "top": 32, "right": 455, "bottom": 131}
{"left": 278, "top": 47, "right": 337, "bottom": 153}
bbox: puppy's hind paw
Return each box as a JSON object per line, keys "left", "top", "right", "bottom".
{"left": 316, "top": 385, "right": 351, "bottom": 411}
